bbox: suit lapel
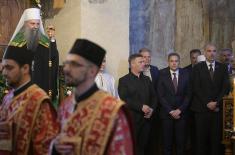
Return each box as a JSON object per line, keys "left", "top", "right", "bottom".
{"left": 213, "top": 61, "right": 220, "bottom": 83}
{"left": 150, "top": 66, "right": 154, "bottom": 81}
{"left": 177, "top": 69, "right": 183, "bottom": 93}
{"left": 166, "top": 68, "right": 176, "bottom": 94}
{"left": 150, "top": 65, "right": 157, "bottom": 81}
{"left": 202, "top": 62, "right": 213, "bottom": 83}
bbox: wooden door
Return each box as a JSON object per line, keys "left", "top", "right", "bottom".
{"left": 0, "top": 0, "right": 27, "bottom": 59}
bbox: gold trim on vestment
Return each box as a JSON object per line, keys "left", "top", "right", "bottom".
{"left": 62, "top": 90, "right": 124, "bottom": 155}
{"left": 0, "top": 84, "right": 49, "bottom": 155}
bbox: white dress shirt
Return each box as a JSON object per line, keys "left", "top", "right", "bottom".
{"left": 206, "top": 61, "right": 215, "bottom": 71}
{"left": 143, "top": 66, "right": 152, "bottom": 81}
{"left": 95, "top": 72, "right": 119, "bottom": 98}
{"left": 170, "top": 69, "right": 179, "bottom": 83}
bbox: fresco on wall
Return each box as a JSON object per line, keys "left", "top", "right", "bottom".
{"left": 130, "top": 0, "right": 235, "bottom": 68}
{"left": 130, "top": 0, "right": 175, "bottom": 68}
{"left": 209, "top": 0, "right": 235, "bottom": 49}
{"left": 129, "top": 0, "right": 151, "bottom": 54}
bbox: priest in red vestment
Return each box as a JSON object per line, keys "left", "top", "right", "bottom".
{"left": 0, "top": 46, "right": 59, "bottom": 155}
{"left": 51, "top": 39, "right": 134, "bottom": 155}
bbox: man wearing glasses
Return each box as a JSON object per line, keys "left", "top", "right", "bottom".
{"left": 51, "top": 39, "right": 134, "bottom": 155}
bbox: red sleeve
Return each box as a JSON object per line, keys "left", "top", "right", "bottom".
{"left": 106, "top": 109, "right": 134, "bottom": 155}
{"left": 32, "top": 101, "right": 59, "bottom": 155}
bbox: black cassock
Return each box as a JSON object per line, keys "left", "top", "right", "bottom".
{"left": 30, "top": 42, "right": 59, "bottom": 101}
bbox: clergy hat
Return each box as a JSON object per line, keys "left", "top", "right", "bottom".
{"left": 69, "top": 39, "right": 106, "bottom": 67}
{"left": 24, "top": 8, "right": 41, "bottom": 21}
{"left": 3, "top": 46, "right": 33, "bottom": 66}
{"left": 9, "top": 8, "right": 45, "bottom": 43}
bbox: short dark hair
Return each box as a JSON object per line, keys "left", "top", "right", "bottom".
{"left": 128, "top": 54, "right": 143, "bottom": 65}
{"left": 139, "top": 48, "right": 151, "bottom": 54}
{"left": 220, "top": 48, "right": 233, "bottom": 54}
{"left": 190, "top": 49, "right": 201, "bottom": 56}
{"left": 168, "top": 52, "right": 180, "bottom": 60}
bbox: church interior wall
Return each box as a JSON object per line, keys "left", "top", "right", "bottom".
{"left": 44, "top": 0, "right": 235, "bottom": 84}
{"left": 45, "top": 0, "right": 129, "bottom": 85}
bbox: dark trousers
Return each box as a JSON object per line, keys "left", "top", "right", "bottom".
{"left": 186, "top": 111, "right": 195, "bottom": 155}
{"left": 162, "top": 118, "right": 186, "bottom": 155}
{"left": 194, "top": 112, "right": 222, "bottom": 155}
{"left": 133, "top": 120, "right": 151, "bottom": 155}
{"left": 146, "top": 111, "right": 162, "bottom": 155}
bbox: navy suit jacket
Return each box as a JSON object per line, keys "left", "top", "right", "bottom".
{"left": 157, "top": 67, "right": 190, "bottom": 119}
{"left": 184, "top": 64, "right": 193, "bottom": 74}
{"left": 150, "top": 65, "right": 159, "bottom": 92}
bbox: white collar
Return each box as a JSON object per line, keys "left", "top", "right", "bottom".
{"left": 206, "top": 60, "right": 215, "bottom": 66}
{"left": 170, "top": 69, "right": 179, "bottom": 75}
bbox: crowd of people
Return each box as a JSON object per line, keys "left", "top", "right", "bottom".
{"left": 0, "top": 7, "right": 233, "bottom": 155}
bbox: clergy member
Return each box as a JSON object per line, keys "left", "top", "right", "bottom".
{"left": 51, "top": 39, "right": 134, "bottom": 155}
{"left": 9, "top": 8, "right": 59, "bottom": 100}
{"left": 0, "top": 46, "right": 58, "bottom": 155}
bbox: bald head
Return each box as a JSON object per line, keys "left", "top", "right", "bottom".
{"left": 204, "top": 43, "right": 217, "bottom": 63}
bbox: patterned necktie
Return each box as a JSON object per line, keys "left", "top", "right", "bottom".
{"left": 172, "top": 73, "right": 177, "bottom": 92}
{"left": 209, "top": 64, "right": 214, "bottom": 79}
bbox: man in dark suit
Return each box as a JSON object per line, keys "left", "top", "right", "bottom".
{"left": 158, "top": 52, "right": 190, "bottom": 155}
{"left": 184, "top": 49, "right": 201, "bottom": 155}
{"left": 139, "top": 48, "right": 160, "bottom": 154}
{"left": 139, "top": 48, "right": 159, "bottom": 90}
{"left": 219, "top": 48, "right": 233, "bottom": 74}
{"left": 118, "top": 54, "right": 157, "bottom": 155}
{"left": 184, "top": 49, "right": 201, "bottom": 74}
{"left": 191, "top": 43, "right": 230, "bottom": 155}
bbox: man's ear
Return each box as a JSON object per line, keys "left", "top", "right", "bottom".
{"left": 22, "top": 64, "right": 30, "bottom": 74}
{"left": 88, "top": 65, "right": 99, "bottom": 78}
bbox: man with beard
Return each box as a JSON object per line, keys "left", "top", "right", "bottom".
{"left": 0, "top": 46, "right": 58, "bottom": 155}
{"left": 9, "top": 8, "right": 59, "bottom": 101}
{"left": 51, "top": 39, "right": 134, "bottom": 155}
{"left": 0, "top": 58, "right": 8, "bottom": 103}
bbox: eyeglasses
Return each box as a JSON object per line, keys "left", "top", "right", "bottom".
{"left": 63, "top": 61, "right": 88, "bottom": 68}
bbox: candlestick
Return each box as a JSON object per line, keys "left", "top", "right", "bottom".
{"left": 233, "top": 78, "right": 235, "bottom": 131}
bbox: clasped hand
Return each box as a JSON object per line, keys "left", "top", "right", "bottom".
{"left": 142, "top": 104, "right": 153, "bottom": 118}
{"left": 169, "top": 109, "right": 181, "bottom": 119}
